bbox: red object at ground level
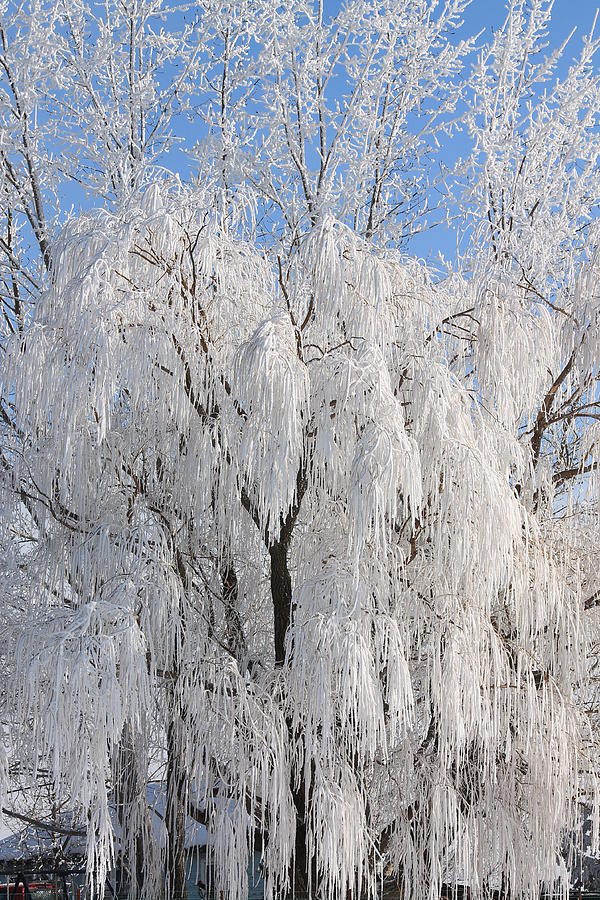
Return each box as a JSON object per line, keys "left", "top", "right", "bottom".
{"left": 0, "top": 883, "right": 54, "bottom": 898}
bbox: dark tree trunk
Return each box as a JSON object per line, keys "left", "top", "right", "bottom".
{"left": 115, "top": 724, "right": 147, "bottom": 899}
{"left": 221, "top": 561, "right": 248, "bottom": 666}
{"left": 265, "top": 469, "right": 312, "bottom": 893}
{"left": 269, "top": 539, "right": 292, "bottom": 666}
{"left": 267, "top": 466, "right": 307, "bottom": 666}
{"left": 167, "top": 552, "right": 189, "bottom": 900}
{"left": 166, "top": 710, "right": 188, "bottom": 900}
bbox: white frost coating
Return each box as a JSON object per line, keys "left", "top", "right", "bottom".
{"left": 0, "top": 176, "right": 597, "bottom": 900}
{"left": 234, "top": 312, "right": 309, "bottom": 541}
{"left": 306, "top": 217, "right": 407, "bottom": 353}
{"left": 0, "top": 2, "right": 599, "bottom": 897}
{"left": 349, "top": 409, "right": 421, "bottom": 557}
{"left": 474, "top": 278, "right": 560, "bottom": 427}
{"left": 13, "top": 600, "right": 151, "bottom": 892}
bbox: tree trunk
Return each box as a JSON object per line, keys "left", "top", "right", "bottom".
{"left": 267, "top": 474, "right": 313, "bottom": 895}
{"left": 115, "top": 724, "right": 147, "bottom": 899}
{"left": 166, "top": 709, "right": 188, "bottom": 900}
{"left": 269, "top": 539, "right": 292, "bottom": 667}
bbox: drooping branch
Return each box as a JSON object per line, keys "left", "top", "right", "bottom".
{"left": 530, "top": 346, "right": 579, "bottom": 470}
{"left": 220, "top": 561, "right": 248, "bottom": 668}
{"left": 1, "top": 807, "right": 86, "bottom": 838}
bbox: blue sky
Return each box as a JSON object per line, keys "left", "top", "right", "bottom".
{"left": 408, "top": 0, "right": 600, "bottom": 263}
{"left": 464, "top": 0, "right": 599, "bottom": 43}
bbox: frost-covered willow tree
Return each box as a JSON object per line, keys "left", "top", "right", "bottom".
{"left": 1, "top": 1, "right": 600, "bottom": 899}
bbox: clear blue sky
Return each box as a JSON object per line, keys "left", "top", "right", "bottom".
{"left": 463, "top": 0, "right": 599, "bottom": 44}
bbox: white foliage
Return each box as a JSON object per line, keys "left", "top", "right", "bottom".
{"left": 234, "top": 312, "right": 309, "bottom": 541}
{"left": 0, "top": 3, "right": 599, "bottom": 900}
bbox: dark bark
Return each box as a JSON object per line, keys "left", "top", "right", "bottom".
{"left": 267, "top": 465, "right": 307, "bottom": 666}
{"left": 166, "top": 552, "right": 189, "bottom": 900}
{"left": 166, "top": 710, "right": 188, "bottom": 900}
{"left": 265, "top": 469, "right": 312, "bottom": 891}
{"left": 290, "top": 778, "right": 312, "bottom": 896}
{"left": 530, "top": 347, "right": 578, "bottom": 471}
{"left": 115, "top": 724, "right": 147, "bottom": 899}
{"left": 269, "top": 539, "right": 293, "bottom": 667}
{"left": 221, "top": 561, "right": 248, "bottom": 666}
{"left": 240, "top": 459, "right": 312, "bottom": 889}
{"left": 0, "top": 807, "right": 86, "bottom": 838}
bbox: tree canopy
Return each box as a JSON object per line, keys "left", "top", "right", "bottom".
{"left": 0, "top": 1, "right": 599, "bottom": 899}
